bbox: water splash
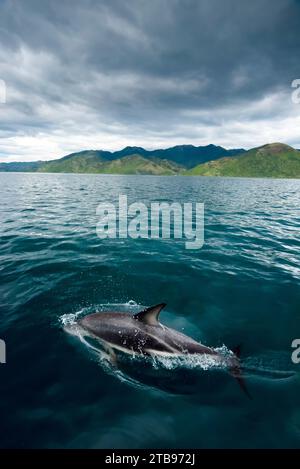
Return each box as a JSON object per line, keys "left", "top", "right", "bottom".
{"left": 150, "top": 345, "right": 232, "bottom": 371}
{"left": 60, "top": 309, "right": 85, "bottom": 327}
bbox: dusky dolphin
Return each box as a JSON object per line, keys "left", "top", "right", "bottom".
{"left": 78, "top": 303, "right": 250, "bottom": 397}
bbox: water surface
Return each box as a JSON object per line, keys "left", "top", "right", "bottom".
{"left": 0, "top": 173, "right": 299, "bottom": 448}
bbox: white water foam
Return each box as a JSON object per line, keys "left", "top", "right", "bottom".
{"left": 151, "top": 345, "right": 232, "bottom": 371}
{"left": 60, "top": 309, "right": 85, "bottom": 327}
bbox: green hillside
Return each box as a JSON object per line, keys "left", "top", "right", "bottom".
{"left": 38, "top": 154, "right": 183, "bottom": 175}
{"left": 98, "top": 155, "right": 183, "bottom": 175}
{"left": 186, "top": 143, "right": 300, "bottom": 178}
{"left": 37, "top": 151, "right": 106, "bottom": 173}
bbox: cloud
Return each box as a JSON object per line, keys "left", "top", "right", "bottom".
{"left": 0, "top": 0, "right": 300, "bottom": 161}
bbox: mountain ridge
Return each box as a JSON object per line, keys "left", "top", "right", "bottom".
{"left": 1, "top": 142, "right": 300, "bottom": 178}
{"left": 0, "top": 143, "right": 245, "bottom": 172}
{"left": 186, "top": 143, "right": 300, "bottom": 178}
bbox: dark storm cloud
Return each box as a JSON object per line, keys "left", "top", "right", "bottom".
{"left": 0, "top": 0, "right": 300, "bottom": 160}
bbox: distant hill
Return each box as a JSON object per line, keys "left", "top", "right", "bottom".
{"left": 0, "top": 161, "right": 42, "bottom": 172}
{"left": 149, "top": 144, "right": 244, "bottom": 167}
{"left": 37, "top": 151, "right": 109, "bottom": 173}
{"left": 2, "top": 143, "right": 300, "bottom": 177}
{"left": 186, "top": 143, "right": 300, "bottom": 178}
{"left": 67, "top": 144, "right": 243, "bottom": 167}
{"left": 38, "top": 154, "right": 183, "bottom": 175}
{"left": 38, "top": 144, "right": 244, "bottom": 169}
{"left": 0, "top": 144, "right": 244, "bottom": 172}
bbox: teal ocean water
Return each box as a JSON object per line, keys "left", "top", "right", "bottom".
{"left": 0, "top": 172, "right": 299, "bottom": 448}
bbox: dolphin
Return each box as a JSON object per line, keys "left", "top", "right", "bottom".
{"left": 78, "top": 303, "right": 250, "bottom": 397}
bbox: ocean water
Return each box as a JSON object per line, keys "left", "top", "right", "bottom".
{"left": 0, "top": 172, "right": 299, "bottom": 449}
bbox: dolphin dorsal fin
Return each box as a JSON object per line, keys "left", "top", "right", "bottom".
{"left": 134, "top": 303, "right": 166, "bottom": 326}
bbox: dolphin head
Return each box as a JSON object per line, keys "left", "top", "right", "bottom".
{"left": 78, "top": 311, "right": 131, "bottom": 340}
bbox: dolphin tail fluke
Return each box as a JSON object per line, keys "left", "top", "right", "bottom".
{"left": 231, "top": 345, "right": 252, "bottom": 400}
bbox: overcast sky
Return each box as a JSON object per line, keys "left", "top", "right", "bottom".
{"left": 0, "top": 0, "right": 300, "bottom": 162}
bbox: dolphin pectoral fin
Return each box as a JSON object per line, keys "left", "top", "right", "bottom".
{"left": 109, "top": 348, "right": 117, "bottom": 366}
{"left": 100, "top": 341, "right": 118, "bottom": 365}
{"left": 106, "top": 345, "right": 117, "bottom": 365}
{"left": 134, "top": 303, "right": 167, "bottom": 326}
